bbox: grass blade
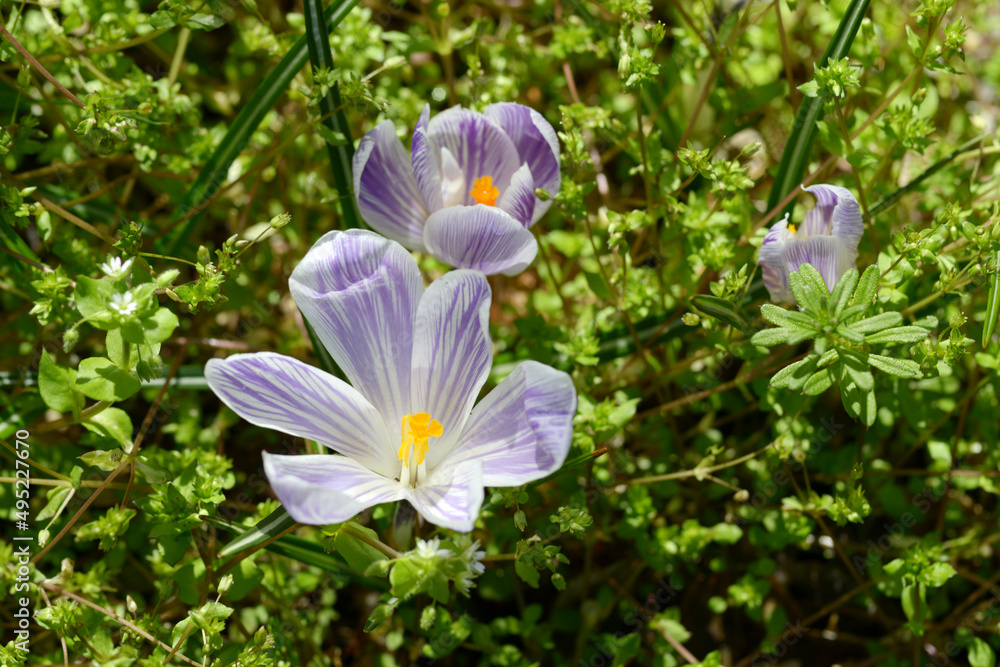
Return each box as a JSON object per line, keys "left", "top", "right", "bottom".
{"left": 867, "top": 134, "right": 987, "bottom": 221}
{"left": 303, "top": 0, "right": 362, "bottom": 230}
{"left": 161, "top": 0, "right": 361, "bottom": 255}
{"left": 766, "top": 0, "right": 871, "bottom": 215}
{"left": 217, "top": 505, "right": 297, "bottom": 558}
{"left": 211, "top": 515, "right": 389, "bottom": 590}
{"left": 983, "top": 250, "right": 1000, "bottom": 349}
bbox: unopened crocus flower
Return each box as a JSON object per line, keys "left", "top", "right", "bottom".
{"left": 759, "top": 184, "right": 864, "bottom": 303}
{"left": 352, "top": 103, "right": 561, "bottom": 276}
{"left": 205, "top": 230, "right": 576, "bottom": 532}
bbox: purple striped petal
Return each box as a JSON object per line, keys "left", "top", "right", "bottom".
{"left": 411, "top": 104, "right": 443, "bottom": 212}
{"left": 353, "top": 120, "right": 429, "bottom": 250}
{"left": 484, "top": 103, "right": 561, "bottom": 224}
{"left": 423, "top": 205, "right": 538, "bottom": 276}
{"left": 443, "top": 361, "right": 575, "bottom": 487}
{"left": 263, "top": 453, "right": 404, "bottom": 525}
{"left": 759, "top": 215, "right": 793, "bottom": 302}
{"left": 783, "top": 235, "right": 857, "bottom": 292}
{"left": 410, "top": 270, "right": 493, "bottom": 470}
{"left": 407, "top": 459, "right": 484, "bottom": 532}
{"left": 761, "top": 263, "right": 794, "bottom": 303}
{"left": 289, "top": 230, "right": 423, "bottom": 434}
{"left": 426, "top": 107, "right": 521, "bottom": 206}
{"left": 206, "top": 353, "right": 396, "bottom": 477}
{"left": 803, "top": 184, "right": 863, "bottom": 248}
{"left": 497, "top": 163, "right": 536, "bottom": 228}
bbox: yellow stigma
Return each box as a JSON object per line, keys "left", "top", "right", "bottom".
{"left": 398, "top": 413, "right": 443, "bottom": 466}
{"left": 469, "top": 176, "right": 499, "bottom": 206}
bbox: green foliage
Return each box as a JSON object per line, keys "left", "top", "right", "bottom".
{"left": 754, "top": 265, "right": 930, "bottom": 425}
{"left": 5, "top": 0, "right": 1000, "bottom": 664}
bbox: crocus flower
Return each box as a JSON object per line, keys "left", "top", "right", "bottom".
{"left": 205, "top": 229, "right": 576, "bottom": 532}
{"left": 352, "top": 103, "right": 561, "bottom": 276}
{"left": 759, "top": 184, "right": 864, "bottom": 303}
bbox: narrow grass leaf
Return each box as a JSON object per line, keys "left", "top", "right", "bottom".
{"left": 162, "top": 0, "right": 362, "bottom": 255}
{"left": 982, "top": 251, "right": 1000, "bottom": 349}
{"left": 303, "top": 0, "right": 362, "bottom": 230}
{"left": 217, "top": 505, "right": 297, "bottom": 558}
{"left": 766, "top": 0, "right": 871, "bottom": 216}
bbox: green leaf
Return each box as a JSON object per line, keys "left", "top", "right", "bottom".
{"left": 121, "top": 307, "right": 178, "bottom": 345}
{"left": 851, "top": 311, "right": 903, "bottom": 334}
{"left": 147, "top": 10, "right": 176, "bottom": 29}
{"left": 760, "top": 304, "right": 815, "bottom": 329}
{"left": 766, "top": 0, "right": 872, "bottom": 217}
{"left": 803, "top": 368, "right": 834, "bottom": 395}
{"left": 585, "top": 271, "right": 615, "bottom": 301}
{"left": 36, "top": 486, "right": 74, "bottom": 522}
{"left": 864, "top": 326, "right": 930, "bottom": 345}
{"left": 334, "top": 522, "right": 389, "bottom": 574}
{"left": 867, "top": 354, "right": 921, "bottom": 379}
{"left": 770, "top": 355, "right": 818, "bottom": 389}
{"left": 76, "top": 357, "right": 141, "bottom": 401}
{"left": 161, "top": 0, "right": 363, "bottom": 254}
{"left": 187, "top": 12, "right": 225, "bottom": 30}
{"left": 968, "top": 638, "right": 996, "bottom": 667}
{"left": 73, "top": 275, "right": 111, "bottom": 318}
{"left": 797, "top": 263, "right": 830, "bottom": 299}
{"left": 840, "top": 350, "right": 874, "bottom": 392}
{"left": 691, "top": 295, "right": 752, "bottom": 333}
{"left": 838, "top": 303, "right": 868, "bottom": 322}
{"left": 835, "top": 324, "right": 865, "bottom": 344}
{"left": 830, "top": 268, "right": 859, "bottom": 317}
{"left": 389, "top": 559, "right": 423, "bottom": 599}
{"left": 750, "top": 328, "right": 791, "bottom": 347}
{"left": 39, "top": 350, "right": 84, "bottom": 415}
{"left": 82, "top": 407, "right": 134, "bottom": 449}
{"left": 79, "top": 448, "right": 125, "bottom": 472}
{"left": 787, "top": 270, "right": 821, "bottom": 312}
{"left": 217, "top": 505, "right": 298, "bottom": 558}
{"left": 211, "top": 516, "right": 389, "bottom": 590}
{"left": 303, "top": 0, "right": 362, "bottom": 230}
{"left": 515, "top": 555, "right": 541, "bottom": 588}
{"left": 983, "top": 251, "right": 1000, "bottom": 349}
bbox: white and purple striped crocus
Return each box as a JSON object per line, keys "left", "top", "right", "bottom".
{"left": 352, "top": 103, "right": 561, "bottom": 277}
{"left": 204, "top": 230, "right": 576, "bottom": 532}
{"left": 759, "top": 184, "right": 864, "bottom": 303}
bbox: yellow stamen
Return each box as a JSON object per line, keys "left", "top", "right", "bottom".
{"left": 788, "top": 223, "right": 797, "bottom": 235}
{"left": 469, "top": 176, "right": 499, "bottom": 206}
{"left": 399, "top": 413, "right": 443, "bottom": 466}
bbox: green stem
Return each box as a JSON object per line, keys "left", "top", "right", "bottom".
{"left": 340, "top": 522, "right": 401, "bottom": 559}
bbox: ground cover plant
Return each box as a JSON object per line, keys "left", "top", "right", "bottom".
{"left": 3, "top": 0, "right": 1000, "bottom": 665}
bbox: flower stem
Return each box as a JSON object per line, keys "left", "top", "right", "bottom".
{"left": 341, "top": 522, "right": 401, "bottom": 559}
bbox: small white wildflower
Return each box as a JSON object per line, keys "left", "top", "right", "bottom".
{"left": 414, "top": 537, "right": 452, "bottom": 561}
{"left": 109, "top": 291, "right": 138, "bottom": 316}
{"left": 453, "top": 536, "right": 486, "bottom": 595}
{"left": 101, "top": 256, "right": 133, "bottom": 280}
